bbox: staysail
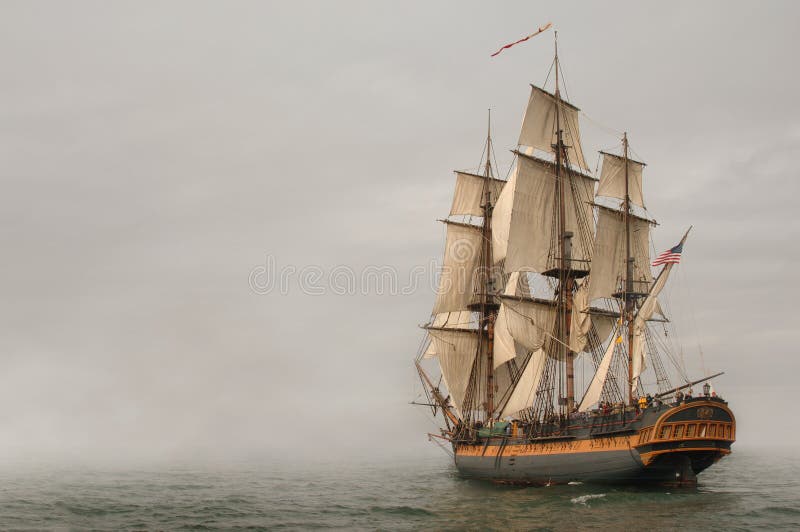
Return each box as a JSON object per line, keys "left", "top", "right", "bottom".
{"left": 577, "top": 326, "right": 619, "bottom": 412}
{"left": 630, "top": 257, "right": 678, "bottom": 390}
{"left": 499, "top": 348, "right": 547, "bottom": 418}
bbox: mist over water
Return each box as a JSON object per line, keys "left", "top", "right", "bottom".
{"left": 0, "top": 449, "right": 797, "bottom": 530}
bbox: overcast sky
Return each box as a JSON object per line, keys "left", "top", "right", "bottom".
{"left": 0, "top": 1, "right": 797, "bottom": 465}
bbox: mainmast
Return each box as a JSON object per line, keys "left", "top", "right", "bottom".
{"left": 553, "top": 31, "right": 576, "bottom": 413}
{"left": 623, "top": 132, "right": 635, "bottom": 405}
{"left": 479, "top": 110, "right": 497, "bottom": 420}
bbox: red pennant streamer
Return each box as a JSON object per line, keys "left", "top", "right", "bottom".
{"left": 491, "top": 23, "right": 553, "bottom": 57}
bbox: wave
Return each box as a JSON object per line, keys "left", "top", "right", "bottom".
{"left": 570, "top": 493, "right": 607, "bottom": 505}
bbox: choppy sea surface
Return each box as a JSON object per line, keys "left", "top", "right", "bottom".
{"left": 0, "top": 449, "right": 797, "bottom": 530}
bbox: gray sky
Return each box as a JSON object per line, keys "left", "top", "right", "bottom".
{"left": 0, "top": 1, "right": 797, "bottom": 464}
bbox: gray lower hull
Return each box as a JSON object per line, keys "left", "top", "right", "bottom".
{"left": 455, "top": 449, "right": 646, "bottom": 484}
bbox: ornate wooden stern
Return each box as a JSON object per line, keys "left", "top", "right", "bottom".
{"left": 634, "top": 399, "right": 735, "bottom": 484}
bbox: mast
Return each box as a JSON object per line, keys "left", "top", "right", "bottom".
{"left": 481, "top": 109, "right": 496, "bottom": 420}
{"left": 623, "top": 132, "right": 635, "bottom": 405}
{"left": 554, "top": 31, "right": 576, "bottom": 413}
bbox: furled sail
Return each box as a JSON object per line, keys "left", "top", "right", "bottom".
{"left": 450, "top": 172, "right": 505, "bottom": 217}
{"left": 432, "top": 221, "right": 483, "bottom": 314}
{"left": 500, "top": 348, "right": 547, "bottom": 418}
{"left": 588, "top": 206, "right": 653, "bottom": 301}
{"left": 500, "top": 153, "right": 595, "bottom": 274}
{"left": 427, "top": 328, "right": 482, "bottom": 414}
{"left": 577, "top": 329, "right": 619, "bottom": 412}
{"left": 596, "top": 152, "right": 645, "bottom": 208}
{"left": 518, "top": 85, "right": 589, "bottom": 170}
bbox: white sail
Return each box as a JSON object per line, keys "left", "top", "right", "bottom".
{"left": 500, "top": 348, "right": 547, "bottom": 418}
{"left": 424, "top": 311, "right": 474, "bottom": 357}
{"left": 450, "top": 172, "right": 505, "bottom": 217}
{"left": 578, "top": 331, "right": 619, "bottom": 412}
{"left": 500, "top": 296, "right": 557, "bottom": 354}
{"left": 428, "top": 328, "right": 481, "bottom": 414}
{"left": 493, "top": 272, "right": 529, "bottom": 368}
{"left": 503, "top": 153, "right": 596, "bottom": 274}
{"left": 491, "top": 167, "right": 516, "bottom": 264}
{"left": 493, "top": 308, "right": 515, "bottom": 368}
{"left": 570, "top": 280, "right": 616, "bottom": 352}
{"left": 597, "top": 152, "right": 645, "bottom": 208}
{"left": 518, "top": 85, "right": 589, "bottom": 170}
{"left": 589, "top": 206, "right": 653, "bottom": 301}
{"left": 432, "top": 221, "right": 483, "bottom": 314}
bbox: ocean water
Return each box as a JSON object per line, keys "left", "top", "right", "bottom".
{"left": 0, "top": 449, "right": 797, "bottom": 530}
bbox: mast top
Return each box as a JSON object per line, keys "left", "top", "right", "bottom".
{"left": 485, "top": 108, "right": 493, "bottom": 178}
{"left": 554, "top": 30, "right": 560, "bottom": 96}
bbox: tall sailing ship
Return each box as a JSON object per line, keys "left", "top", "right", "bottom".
{"left": 414, "top": 39, "right": 735, "bottom": 485}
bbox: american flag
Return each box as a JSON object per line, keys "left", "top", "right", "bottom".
{"left": 652, "top": 242, "right": 683, "bottom": 266}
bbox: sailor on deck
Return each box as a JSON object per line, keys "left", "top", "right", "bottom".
{"left": 637, "top": 396, "right": 647, "bottom": 411}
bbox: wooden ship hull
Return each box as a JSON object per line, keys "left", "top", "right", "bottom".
{"left": 452, "top": 399, "right": 735, "bottom": 485}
